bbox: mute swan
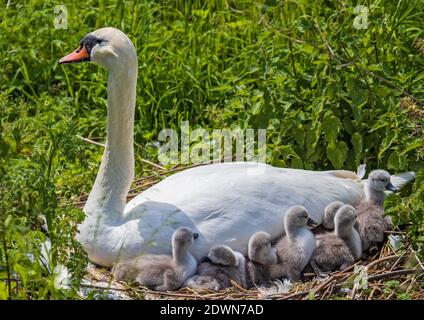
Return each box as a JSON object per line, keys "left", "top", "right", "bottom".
{"left": 270, "top": 206, "right": 316, "bottom": 282}
{"left": 247, "top": 231, "right": 278, "bottom": 286}
{"left": 112, "top": 227, "right": 198, "bottom": 291}
{"left": 184, "top": 245, "right": 247, "bottom": 291}
{"left": 59, "top": 27, "right": 413, "bottom": 267}
{"left": 310, "top": 206, "right": 357, "bottom": 275}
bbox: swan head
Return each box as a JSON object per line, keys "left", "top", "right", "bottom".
{"left": 208, "top": 245, "right": 239, "bottom": 267}
{"left": 59, "top": 27, "right": 137, "bottom": 70}
{"left": 334, "top": 205, "right": 357, "bottom": 235}
{"left": 323, "top": 201, "right": 345, "bottom": 230}
{"left": 172, "top": 227, "right": 198, "bottom": 251}
{"left": 285, "top": 205, "right": 317, "bottom": 229}
{"left": 248, "top": 231, "right": 277, "bottom": 266}
{"left": 368, "top": 170, "right": 397, "bottom": 193}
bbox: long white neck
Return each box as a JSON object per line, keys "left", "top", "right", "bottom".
{"left": 84, "top": 60, "right": 137, "bottom": 222}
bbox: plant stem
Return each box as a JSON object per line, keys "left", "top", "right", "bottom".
{"left": 1, "top": 230, "right": 11, "bottom": 300}
{"left": 366, "top": 0, "right": 379, "bottom": 63}
{"left": 281, "top": 3, "right": 297, "bottom": 77}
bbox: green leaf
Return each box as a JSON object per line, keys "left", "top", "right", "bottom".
{"left": 327, "top": 141, "right": 348, "bottom": 168}
{"left": 352, "top": 133, "right": 363, "bottom": 164}
{"left": 280, "top": 145, "right": 301, "bottom": 159}
{"left": 347, "top": 77, "right": 367, "bottom": 106}
{"left": 387, "top": 151, "right": 407, "bottom": 170}
{"left": 305, "top": 122, "right": 321, "bottom": 159}
{"left": 0, "top": 282, "right": 9, "bottom": 300}
{"left": 14, "top": 263, "right": 28, "bottom": 287}
{"left": 399, "top": 139, "right": 424, "bottom": 156}
{"left": 373, "top": 85, "right": 391, "bottom": 98}
{"left": 322, "top": 112, "right": 341, "bottom": 143}
{"left": 378, "top": 130, "right": 398, "bottom": 159}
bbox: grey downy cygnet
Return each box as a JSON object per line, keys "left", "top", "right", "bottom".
{"left": 112, "top": 227, "right": 198, "bottom": 291}
{"left": 270, "top": 206, "right": 317, "bottom": 282}
{"left": 183, "top": 245, "right": 247, "bottom": 291}
{"left": 313, "top": 201, "right": 345, "bottom": 235}
{"left": 310, "top": 205, "right": 358, "bottom": 275}
{"left": 246, "top": 231, "right": 278, "bottom": 286}
{"left": 333, "top": 205, "right": 363, "bottom": 260}
{"left": 357, "top": 170, "right": 395, "bottom": 251}
{"left": 322, "top": 201, "right": 345, "bottom": 230}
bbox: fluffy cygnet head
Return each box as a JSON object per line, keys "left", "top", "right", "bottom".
{"left": 248, "top": 231, "right": 278, "bottom": 266}
{"left": 367, "top": 170, "right": 397, "bottom": 193}
{"left": 285, "top": 205, "right": 316, "bottom": 229}
{"left": 323, "top": 201, "right": 345, "bottom": 230}
{"left": 172, "top": 227, "right": 199, "bottom": 251}
{"left": 334, "top": 205, "right": 357, "bottom": 236}
{"left": 208, "top": 245, "right": 239, "bottom": 267}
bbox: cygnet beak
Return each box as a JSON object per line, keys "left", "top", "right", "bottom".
{"left": 307, "top": 217, "right": 318, "bottom": 228}
{"left": 193, "top": 232, "right": 199, "bottom": 239}
{"left": 385, "top": 182, "right": 397, "bottom": 192}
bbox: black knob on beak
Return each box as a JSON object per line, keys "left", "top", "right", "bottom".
{"left": 193, "top": 232, "right": 199, "bottom": 239}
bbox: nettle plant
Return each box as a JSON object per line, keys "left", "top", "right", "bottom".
{"left": 0, "top": 95, "right": 88, "bottom": 299}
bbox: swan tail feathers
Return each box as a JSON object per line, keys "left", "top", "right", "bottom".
{"left": 390, "top": 171, "right": 416, "bottom": 191}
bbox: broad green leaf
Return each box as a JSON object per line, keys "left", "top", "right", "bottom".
{"left": 378, "top": 130, "right": 398, "bottom": 159}
{"left": 327, "top": 141, "right": 348, "bottom": 168}
{"left": 347, "top": 77, "right": 368, "bottom": 106}
{"left": 322, "top": 112, "right": 341, "bottom": 143}
{"left": 387, "top": 151, "right": 407, "bottom": 170}
{"left": 305, "top": 123, "right": 321, "bottom": 159}
{"left": 400, "top": 139, "right": 424, "bottom": 156}
{"left": 373, "top": 85, "right": 391, "bottom": 98}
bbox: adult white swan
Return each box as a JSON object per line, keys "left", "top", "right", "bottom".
{"left": 59, "top": 28, "right": 413, "bottom": 267}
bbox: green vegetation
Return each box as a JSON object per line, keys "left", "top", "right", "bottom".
{"left": 0, "top": 0, "right": 423, "bottom": 299}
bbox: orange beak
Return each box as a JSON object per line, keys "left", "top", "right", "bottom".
{"left": 59, "top": 46, "right": 90, "bottom": 64}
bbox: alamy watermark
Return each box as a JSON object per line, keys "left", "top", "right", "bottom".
{"left": 157, "top": 121, "right": 267, "bottom": 167}
{"left": 353, "top": 5, "right": 369, "bottom": 30}
{"left": 54, "top": 5, "right": 68, "bottom": 29}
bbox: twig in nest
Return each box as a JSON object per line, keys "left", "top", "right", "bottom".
{"left": 366, "top": 254, "right": 398, "bottom": 269}
{"left": 80, "top": 283, "right": 129, "bottom": 292}
{"left": 367, "top": 269, "right": 422, "bottom": 282}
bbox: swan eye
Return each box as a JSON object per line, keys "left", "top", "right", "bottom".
{"left": 96, "top": 38, "right": 104, "bottom": 45}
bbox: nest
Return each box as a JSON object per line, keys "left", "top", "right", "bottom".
{"left": 81, "top": 238, "right": 423, "bottom": 300}
{"left": 64, "top": 163, "right": 424, "bottom": 300}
